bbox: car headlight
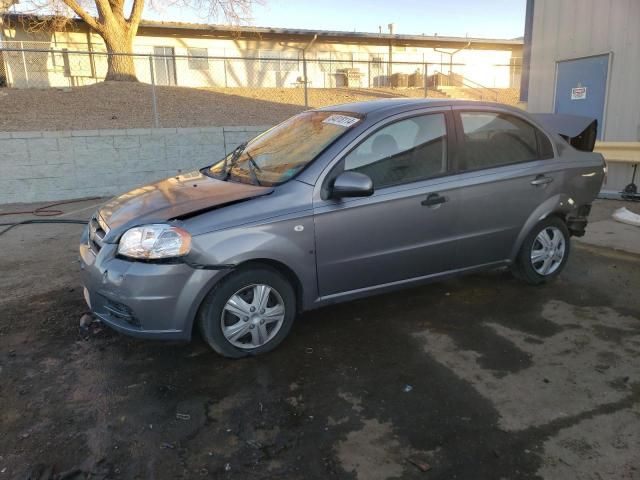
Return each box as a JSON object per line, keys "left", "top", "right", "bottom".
{"left": 118, "top": 224, "right": 191, "bottom": 259}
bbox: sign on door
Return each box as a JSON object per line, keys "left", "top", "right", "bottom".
{"left": 571, "top": 86, "right": 587, "bottom": 100}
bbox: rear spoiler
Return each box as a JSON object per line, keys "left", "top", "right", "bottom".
{"left": 530, "top": 113, "right": 598, "bottom": 152}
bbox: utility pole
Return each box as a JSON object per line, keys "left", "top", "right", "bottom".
{"left": 387, "top": 23, "right": 394, "bottom": 86}
{"left": 434, "top": 41, "right": 471, "bottom": 85}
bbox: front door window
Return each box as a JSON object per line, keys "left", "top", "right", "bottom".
{"left": 343, "top": 113, "right": 447, "bottom": 188}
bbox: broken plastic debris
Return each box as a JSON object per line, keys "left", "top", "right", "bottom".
{"left": 224, "top": 463, "right": 231, "bottom": 472}
{"left": 406, "top": 456, "right": 432, "bottom": 472}
{"left": 176, "top": 413, "right": 191, "bottom": 421}
{"left": 403, "top": 384, "right": 413, "bottom": 393}
{"left": 79, "top": 313, "right": 93, "bottom": 329}
{"left": 612, "top": 207, "right": 640, "bottom": 227}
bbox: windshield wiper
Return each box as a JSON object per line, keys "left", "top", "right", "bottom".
{"left": 245, "top": 150, "right": 262, "bottom": 186}
{"left": 223, "top": 142, "right": 248, "bottom": 181}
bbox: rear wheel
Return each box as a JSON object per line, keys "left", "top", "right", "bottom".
{"left": 198, "top": 266, "right": 296, "bottom": 358}
{"left": 513, "top": 216, "right": 570, "bottom": 285}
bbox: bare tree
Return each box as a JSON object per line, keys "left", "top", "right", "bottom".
{"left": 20, "top": 0, "right": 257, "bottom": 81}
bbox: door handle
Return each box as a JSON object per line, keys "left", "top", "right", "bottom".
{"left": 421, "top": 193, "right": 447, "bottom": 207}
{"left": 531, "top": 175, "right": 554, "bottom": 186}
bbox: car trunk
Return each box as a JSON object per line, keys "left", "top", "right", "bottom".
{"left": 530, "top": 113, "right": 598, "bottom": 152}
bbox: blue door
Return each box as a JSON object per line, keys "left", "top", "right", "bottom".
{"left": 554, "top": 55, "right": 609, "bottom": 139}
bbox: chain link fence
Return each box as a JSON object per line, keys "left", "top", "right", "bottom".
{"left": 0, "top": 41, "right": 521, "bottom": 128}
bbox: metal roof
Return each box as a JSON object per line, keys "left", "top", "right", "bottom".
{"left": 2, "top": 13, "right": 523, "bottom": 47}
{"left": 138, "top": 20, "right": 523, "bottom": 47}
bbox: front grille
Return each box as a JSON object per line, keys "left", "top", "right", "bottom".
{"left": 88, "top": 214, "right": 109, "bottom": 252}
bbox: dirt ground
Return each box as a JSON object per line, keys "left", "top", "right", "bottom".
{"left": 0, "top": 83, "right": 455, "bottom": 132}
{"left": 0, "top": 198, "right": 639, "bottom": 479}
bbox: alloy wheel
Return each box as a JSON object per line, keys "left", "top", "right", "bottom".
{"left": 220, "top": 284, "right": 286, "bottom": 349}
{"left": 530, "top": 226, "right": 566, "bottom": 275}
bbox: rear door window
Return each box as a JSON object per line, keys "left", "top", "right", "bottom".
{"left": 344, "top": 113, "right": 447, "bottom": 188}
{"left": 456, "top": 112, "right": 550, "bottom": 172}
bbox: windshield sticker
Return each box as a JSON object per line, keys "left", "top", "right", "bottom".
{"left": 322, "top": 114, "right": 361, "bottom": 128}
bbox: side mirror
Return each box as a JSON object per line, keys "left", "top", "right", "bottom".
{"left": 331, "top": 171, "right": 374, "bottom": 198}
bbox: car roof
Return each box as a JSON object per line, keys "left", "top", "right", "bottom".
{"left": 314, "top": 98, "right": 525, "bottom": 117}
{"left": 297, "top": 98, "right": 535, "bottom": 185}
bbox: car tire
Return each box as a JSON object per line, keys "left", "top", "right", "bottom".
{"left": 198, "top": 265, "right": 296, "bottom": 358}
{"left": 513, "top": 216, "right": 571, "bottom": 285}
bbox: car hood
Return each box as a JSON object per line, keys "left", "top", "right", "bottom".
{"left": 98, "top": 170, "right": 273, "bottom": 232}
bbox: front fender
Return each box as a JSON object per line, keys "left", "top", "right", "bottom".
{"left": 509, "top": 193, "right": 576, "bottom": 261}
{"left": 187, "top": 214, "right": 318, "bottom": 309}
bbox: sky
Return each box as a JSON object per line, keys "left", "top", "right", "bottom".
{"left": 146, "top": 0, "right": 527, "bottom": 40}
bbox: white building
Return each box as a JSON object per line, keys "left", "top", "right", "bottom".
{"left": 1, "top": 14, "right": 523, "bottom": 93}
{"left": 521, "top": 0, "right": 640, "bottom": 195}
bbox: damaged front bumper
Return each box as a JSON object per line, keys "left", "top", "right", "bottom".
{"left": 79, "top": 226, "right": 226, "bottom": 341}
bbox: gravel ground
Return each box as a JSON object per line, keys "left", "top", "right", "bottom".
{"left": 0, "top": 199, "right": 638, "bottom": 479}
{"left": 0, "top": 83, "right": 452, "bottom": 132}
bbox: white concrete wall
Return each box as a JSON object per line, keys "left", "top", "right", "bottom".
{"left": 0, "top": 126, "right": 270, "bottom": 204}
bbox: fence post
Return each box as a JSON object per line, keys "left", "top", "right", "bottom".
{"left": 367, "top": 60, "right": 371, "bottom": 88}
{"left": 287, "top": 34, "right": 317, "bottom": 107}
{"left": 423, "top": 63, "right": 428, "bottom": 98}
{"left": 148, "top": 55, "right": 160, "bottom": 128}
{"left": 302, "top": 51, "right": 308, "bottom": 108}
{"left": 386, "top": 61, "right": 390, "bottom": 88}
{"left": 20, "top": 41, "right": 29, "bottom": 88}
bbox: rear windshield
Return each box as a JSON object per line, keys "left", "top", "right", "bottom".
{"left": 208, "top": 111, "right": 362, "bottom": 186}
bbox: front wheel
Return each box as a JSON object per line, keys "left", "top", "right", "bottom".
{"left": 198, "top": 266, "right": 296, "bottom": 358}
{"left": 513, "top": 217, "right": 571, "bottom": 285}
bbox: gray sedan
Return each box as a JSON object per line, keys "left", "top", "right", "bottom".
{"left": 79, "top": 99, "right": 605, "bottom": 357}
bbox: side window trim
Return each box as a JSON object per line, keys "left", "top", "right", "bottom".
{"left": 451, "top": 108, "right": 555, "bottom": 173}
{"left": 535, "top": 129, "right": 555, "bottom": 160}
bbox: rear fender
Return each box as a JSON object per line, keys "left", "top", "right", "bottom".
{"left": 509, "top": 194, "right": 574, "bottom": 261}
